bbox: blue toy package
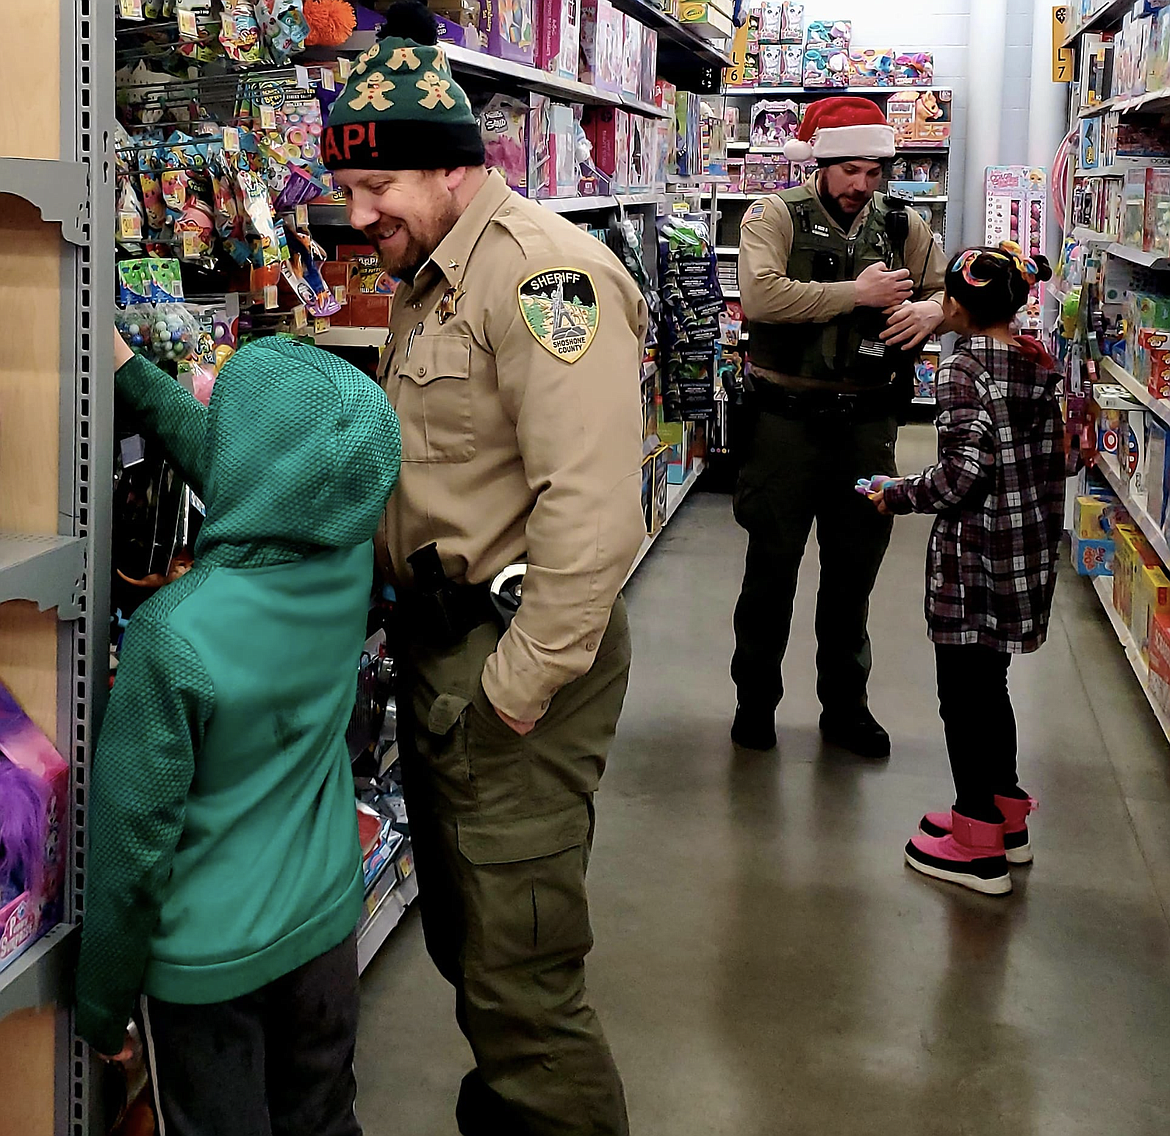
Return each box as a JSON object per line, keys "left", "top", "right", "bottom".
{"left": 805, "top": 19, "right": 850, "bottom": 49}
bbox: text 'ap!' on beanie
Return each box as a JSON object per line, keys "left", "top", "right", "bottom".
{"left": 322, "top": 1, "right": 485, "bottom": 171}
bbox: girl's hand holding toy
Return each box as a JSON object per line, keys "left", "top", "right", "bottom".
{"left": 856, "top": 474, "right": 899, "bottom": 514}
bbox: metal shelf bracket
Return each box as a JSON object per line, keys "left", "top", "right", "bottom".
{"left": 0, "top": 157, "right": 89, "bottom": 245}
{"left": 0, "top": 534, "right": 87, "bottom": 619}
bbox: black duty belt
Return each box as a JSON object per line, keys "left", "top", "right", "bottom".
{"left": 749, "top": 380, "right": 897, "bottom": 422}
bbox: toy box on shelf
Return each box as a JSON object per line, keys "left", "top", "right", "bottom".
{"left": 432, "top": 0, "right": 484, "bottom": 47}
{"left": 679, "top": 1, "right": 735, "bottom": 40}
{"left": 334, "top": 243, "right": 397, "bottom": 326}
{"left": 985, "top": 166, "right": 1048, "bottom": 332}
{"left": 481, "top": 0, "right": 536, "bottom": 65}
{"left": 580, "top": 0, "right": 623, "bottom": 93}
{"left": 530, "top": 95, "right": 578, "bottom": 198}
{"left": 886, "top": 89, "right": 952, "bottom": 149}
{"left": 584, "top": 105, "right": 630, "bottom": 194}
{"left": 537, "top": 0, "right": 581, "bottom": 80}
{"left": 1150, "top": 611, "right": 1170, "bottom": 718}
{"left": 0, "top": 682, "right": 69, "bottom": 975}
{"left": 915, "top": 344, "right": 940, "bottom": 403}
{"left": 478, "top": 93, "right": 530, "bottom": 196}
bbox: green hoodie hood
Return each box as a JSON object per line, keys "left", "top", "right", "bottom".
{"left": 197, "top": 336, "right": 400, "bottom": 560}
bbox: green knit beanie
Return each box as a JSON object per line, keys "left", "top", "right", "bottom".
{"left": 323, "top": 2, "right": 485, "bottom": 171}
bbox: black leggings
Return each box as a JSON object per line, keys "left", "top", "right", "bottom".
{"left": 935, "top": 643, "right": 1023, "bottom": 823}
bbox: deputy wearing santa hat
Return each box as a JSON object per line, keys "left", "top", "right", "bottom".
{"left": 731, "top": 96, "right": 947, "bottom": 757}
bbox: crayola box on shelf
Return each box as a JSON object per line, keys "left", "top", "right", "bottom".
{"left": 0, "top": 681, "right": 69, "bottom": 975}
{"left": 678, "top": 2, "right": 734, "bottom": 39}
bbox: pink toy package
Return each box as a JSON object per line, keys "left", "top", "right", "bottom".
{"left": 580, "top": 0, "right": 623, "bottom": 93}
{"left": 481, "top": 0, "right": 536, "bottom": 65}
{"left": 537, "top": 0, "right": 581, "bottom": 81}
{"left": 0, "top": 681, "right": 69, "bottom": 974}
{"left": 480, "top": 93, "right": 530, "bottom": 195}
{"left": 620, "top": 13, "right": 642, "bottom": 99}
{"left": 530, "top": 94, "right": 578, "bottom": 197}
{"left": 585, "top": 105, "right": 630, "bottom": 194}
{"left": 894, "top": 51, "right": 934, "bottom": 87}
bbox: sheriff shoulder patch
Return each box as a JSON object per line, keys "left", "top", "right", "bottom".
{"left": 744, "top": 200, "right": 768, "bottom": 222}
{"left": 518, "top": 268, "right": 599, "bottom": 363}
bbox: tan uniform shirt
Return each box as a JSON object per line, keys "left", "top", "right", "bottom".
{"left": 377, "top": 170, "right": 648, "bottom": 723}
{"left": 738, "top": 180, "right": 947, "bottom": 326}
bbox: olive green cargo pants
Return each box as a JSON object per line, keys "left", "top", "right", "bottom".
{"left": 731, "top": 409, "right": 897, "bottom": 714}
{"left": 397, "top": 599, "right": 631, "bottom": 1136}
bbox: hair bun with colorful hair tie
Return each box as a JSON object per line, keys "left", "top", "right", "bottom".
{"left": 996, "top": 240, "right": 1049, "bottom": 286}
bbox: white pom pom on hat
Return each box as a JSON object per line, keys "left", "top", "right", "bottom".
{"left": 784, "top": 96, "right": 896, "bottom": 164}
{"left": 784, "top": 138, "right": 815, "bottom": 162}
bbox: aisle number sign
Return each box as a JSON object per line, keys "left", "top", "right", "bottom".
{"left": 1053, "top": 5, "right": 1074, "bottom": 83}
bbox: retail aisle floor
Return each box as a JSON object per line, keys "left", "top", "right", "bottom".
{"left": 355, "top": 426, "right": 1170, "bottom": 1136}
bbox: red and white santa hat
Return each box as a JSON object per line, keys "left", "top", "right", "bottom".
{"left": 783, "top": 97, "right": 896, "bottom": 164}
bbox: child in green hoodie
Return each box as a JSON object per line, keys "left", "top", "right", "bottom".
{"left": 76, "top": 332, "right": 400, "bottom": 1136}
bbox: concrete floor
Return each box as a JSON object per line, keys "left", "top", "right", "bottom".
{"left": 355, "top": 425, "right": 1170, "bottom": 1135}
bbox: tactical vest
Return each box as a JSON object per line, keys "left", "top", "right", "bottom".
{"left": 746, "top": 186, "right": 907, "bottom": 385}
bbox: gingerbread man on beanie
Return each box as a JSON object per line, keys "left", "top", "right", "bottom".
{"left": 322, "top": 3, "right": 484, "bottom": 171}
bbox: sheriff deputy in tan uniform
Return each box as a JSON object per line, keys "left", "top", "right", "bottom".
{"left": 323, "top": 8, "right": 644, "bottom": 1135}
{"left": 730, "top": 97, "right": 947, "bottom": 757}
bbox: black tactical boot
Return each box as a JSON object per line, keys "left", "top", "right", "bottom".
{"left": 819, "top": 708, "right": 890, "bottom": 759}
{"left": 731, "top": 705, "right": 777, "bottom": 751}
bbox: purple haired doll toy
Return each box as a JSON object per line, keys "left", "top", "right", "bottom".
{"left": 0, "top": 681, "right": 69, "bottom": 971}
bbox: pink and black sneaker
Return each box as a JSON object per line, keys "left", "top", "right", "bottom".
{"left": 920, "top": 794, "right": 1037, "bottom": 864}
{"left": 905, "top": 810, "right": 1012, "bottom": 895}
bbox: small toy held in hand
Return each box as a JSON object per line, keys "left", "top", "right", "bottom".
{"left": 856, "top": 474, "right": 895, "bottom": 500}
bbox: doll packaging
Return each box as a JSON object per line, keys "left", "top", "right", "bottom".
{"left": 537, "top": 0, "right": 581, "bottom": 80}
{"left": 0, "top": 682, "right": 68, "bottom": 974}
{"left": 580, "top": 0, "right": 623, "bottom": 93}
{"left": 584, "top": 105, "right": 631, "bottom": 194}
{"left": 530, "top": 94, "right": 579, "bottom": 197}
{"left": 894, "top": 51, "right": 934, "bottom": 87}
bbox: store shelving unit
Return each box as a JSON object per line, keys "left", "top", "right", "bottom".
{"left": 627, "top": 460, "right": 706, "bottom": 583}
{"left": 1063, "top": 0, "right": 1138, "bottom": 46}
{"left": 0, "top": 925, "right": 78, "bottom": 1023}
{"left": 0, "top": 4, "right": 116, "bottom": 1135}
{"left": 1090, "top": 574, "right": 1170, "bottom": 742}
{"left": 325, "top": 33, "right": 683, "bottom": 118}
{"left": 315, "top": 326, "right": 390, "bottom": 349}
{"left": 1058, "top": 0, "right": 1170, "bottom": 744}
{"left": 1099, "top": 358, "right": 1170, "bottom": 424}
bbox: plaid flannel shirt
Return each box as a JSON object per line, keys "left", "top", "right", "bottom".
{"left": 883, "top": 337, "right": 1067, "bottom": 653}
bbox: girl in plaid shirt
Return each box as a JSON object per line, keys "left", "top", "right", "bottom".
{"left": 866, "top": 242, "right": 1066, "bottom": 896}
